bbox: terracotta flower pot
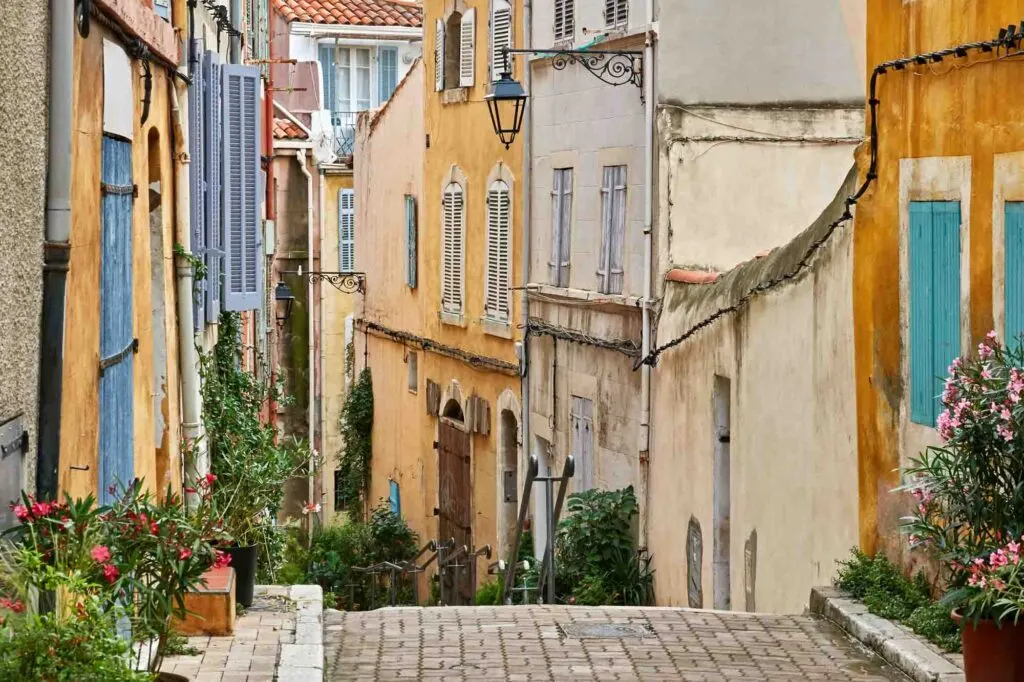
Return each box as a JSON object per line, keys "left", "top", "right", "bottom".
{"left": 953, "top": 610, "right": 1024, "bottom": 681}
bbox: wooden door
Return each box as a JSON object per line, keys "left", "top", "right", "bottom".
{"left": 438, "top": 419, "right": 472, "bottom": 604}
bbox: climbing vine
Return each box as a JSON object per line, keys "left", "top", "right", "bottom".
{"left": 336, "top": 366, "right": 373, "bottom": 521}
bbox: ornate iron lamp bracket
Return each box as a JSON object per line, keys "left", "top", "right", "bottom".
{"left": 503, "top": 47, "right": 644, "bottom": 93}
{"left": 304, "top": 272, "right": 365, "bottom": 294}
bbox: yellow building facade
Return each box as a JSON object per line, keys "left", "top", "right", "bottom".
{"left": 854, "top": 1, "right": 1024, "bottom": 561}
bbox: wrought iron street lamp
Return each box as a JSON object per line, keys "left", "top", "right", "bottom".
{"left": 274, "top": 280, "right": 295, "bottom": 326}
{"left": 485, "top": 46, "right": 644, "bottom": 147}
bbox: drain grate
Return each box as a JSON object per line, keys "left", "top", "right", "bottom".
{"left": 558, "top": 621, "right": 654, "bottom": 639}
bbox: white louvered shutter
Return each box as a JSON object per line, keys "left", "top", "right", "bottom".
{"left": 435, "top": 19, "right": 445, "bottom": 91}
{"left": 460, "top": 9, "right": 476, "bottom": 88}
{"left": 442, "top": 183, "right": 464, "bottom": 314}
{"left": 203, "top": 51, "right": 223, "bottom": 322}
{"left": 549, "top": 168, "right": 573, "bottom": 287}
{"left": 554, "top": 0, "right": 574, "bottom": 41}
{"left": 598, "top": 165, "right": 627, "bottom": 294}
{"left": 222, "top": 64, "right": 263, "bottom": 311}
{"left": 605, "top": 0, "right": 628, "bottom": 29}
{"left": 339, "top": 189, "right": 355, "bottom": 272}
{"left": 490, "top": 0, "right": 512, "bottom": 82}
{"left": 485, "top": 180, "right": 511, "bottom": 322}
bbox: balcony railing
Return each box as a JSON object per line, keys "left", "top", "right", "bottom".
{"left": 330, "top": 111, "right": 360, "bottom": 159}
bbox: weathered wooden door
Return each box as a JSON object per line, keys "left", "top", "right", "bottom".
{"left": 437, "top": 418, "right": 472, "bottom": 604}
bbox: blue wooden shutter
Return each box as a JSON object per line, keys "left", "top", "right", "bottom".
{"left": 909, "top": 201, "right": 961, "bottom": 426}
{"left": 203, "top": 51, "right": 223, "bottom": 322}
{"left": 389, "top": 480, "right": 401, "bottom": 516}
{"left": 319, "top": 46, "right": 335, "bottom": 111}
{"left": 405, "top": 195, "right": 417, "bottom": 288}
{"left": 189, "top": 40, "right": 206, "bottom": 329}
{"left": 338, "top": 189, "right": 355, "bottom": 272}
{"left": 99, "top": 136, "right": 135, "bottom": 504}
{"left": 378, "top": 47, "right": 397, "bottom": 102}
{"left": 222, "top": 64, "right": 263, "bottom": 311}
{"left": 1006, "top": 203, "right": 1024, "bottom": 344}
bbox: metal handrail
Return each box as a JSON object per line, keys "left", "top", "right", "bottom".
{"left": 536, "top": 455, "right": 575, "bottom": 603}
{"left": 502, "top": 455, "right": 539, "bottom": 604}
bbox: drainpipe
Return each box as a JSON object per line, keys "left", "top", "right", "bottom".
{"left": 266, "top": 0, "right": 278, "bottom": 435}
{"left": 171, "top": 78, "right": 206, "bottom": 501}
{"left": 297, "top": 150, "right": 315, "bottom": 509}
{"left": 230, "top": 0, "right": 242, "bottom": 64}
{"left": 519, "top": 0, "right": 532, "bottom": 529}
{"left": 37, "top": 0, "right": 74, "bottom": 501}
{"left": 318, "top": 166, "right": 327, "bottom": 509}
{"left": 638, "top": 0, "right": 656, "bottom": 549}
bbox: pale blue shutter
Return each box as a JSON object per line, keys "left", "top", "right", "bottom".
{"left": 319, "top": 46, "right": 336, "bottom": 111}
{"left": 203, "top": 51, "right": 223, "bottom": 322}
{"left": 99, "top": 136, "right": 135, "bottom": 504}
{"left": 405, "top": 195, "right": 417, "bottom": 288}
{"left": 378, "top": 47, "right": 397, "bottom": 102}
{"left": 222, "top": 64, "right": 263, "bottom": 311}
{"left": 338, "top": 189, "right": 355, "bottom": 272}
{"left": 1006, "top": 203, "right": 1024, "bottom": 344}
{"left": 909, "top": 201, "right": 961, "bottom": 426}
{"left": 189, "top": 40, "right": 206, "bottom": 330}
{"left": 389, "top": 480, "right": 401, "bottom": 516}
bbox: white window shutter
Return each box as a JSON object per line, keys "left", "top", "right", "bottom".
{"left": 435, "top": 19, "right": 445, "bottom": 91}
{"left": 222, "top": 64, "right": 264, "bottom": 311}
{"left": 460, "top": 9, "right": 476, "bottom": 88}
{"left": 605, "top": 0, "right": 628, "bottom": 28}
{"left": 338, "top": 189, "right": 355, "bottom": 272}
{"left": 203, "top": 51, "right": 223, "bottom": 322}
{"left": 486, "top": 180, "right": 511, "bottom": 322}
{"left": 491, "top": 0, "right": 512, "bottom": 82}
{"left": 554, "top": 0, "right": 574, "bottom": 41}
{"left": 442, "top": 183, "right": 464, "bottom": 314}
{"left": 549, "top": 168, "right": 573, "bottom": 287}
{"left": 609, "top": 166, "right": 626, "bottom": 293}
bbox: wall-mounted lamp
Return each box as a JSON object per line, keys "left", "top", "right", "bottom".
{"left": 274, "top": 280, "right": 295, "bottom": 326}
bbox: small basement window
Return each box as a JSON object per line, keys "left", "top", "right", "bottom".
{"left": 407, "top": 351, "right": 418, "bottom": 393}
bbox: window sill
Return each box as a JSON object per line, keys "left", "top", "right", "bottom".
{"left": 526, "top": 283, "right": 641, "bottom": 308}
{"left": 482, "top": 318, "right": 513, "bottom": 339}
{"left": 441, "top": 88, "right": 469, "bottom": 105}
{"left": 440, "top": 310, "right": 466, "bottom": 327}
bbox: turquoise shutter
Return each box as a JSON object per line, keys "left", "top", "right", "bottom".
{"left": 99, "top": 136, "right": 135, "bottom": 503}
{"left": 405, "top": 195, "right": 417, "bottom": 288}
{"left": 1006, "top": 203, "right": 1024, "bottom": 344}
{"left": 378, "top": 47, "right": 398, "bottom": 102}
{"left": 222, "top": 64, "right": 263, "bottom": 311}
{"left": 909, "top": 201, "right": 961, "bottom": 426}
{"left": 389, "top": 480, "right": 401, "bottom": 516}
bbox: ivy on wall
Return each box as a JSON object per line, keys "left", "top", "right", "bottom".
{"left": 336, "top": 366, "right": 373, "bottom": 521}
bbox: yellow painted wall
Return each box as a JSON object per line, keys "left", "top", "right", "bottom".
{"left": 855, "top": 1, "right": 1024, "bottom": 559}
{"left": 61, "top": 25, "right": 181, "bottom": 500}
{"left": 321, "top": 170, "right": 356, "bottom": 523}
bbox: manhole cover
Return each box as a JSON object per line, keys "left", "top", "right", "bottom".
{"left": 559, "top": 622, "right": 653, "bottom": 639}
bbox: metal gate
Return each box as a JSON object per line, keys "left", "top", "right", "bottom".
{"left": 437, "top": 418, "right": 472, "bottom": 605}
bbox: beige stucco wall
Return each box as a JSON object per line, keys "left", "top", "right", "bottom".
{"left": 648, "top": 177, "right": 859, "bottom": 614}
{"left": 0, "top": 0, "right": 47, "bottom": 496}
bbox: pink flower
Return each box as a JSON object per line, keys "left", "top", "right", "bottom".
{"left": 203, "top": 473, "right": 217, "bottom": 487}
{"left": 184, "top": 487, "right": 197, "bottom": 494}
{"left": 301, "top": 502, "right": 322, "bottom": 516}
{"left": 991, "top": 550, "right": 1009, "bottom": 567}
{"left": 90, "top": 546, "right": 111, "bottom": 564}
{"left": 987, "top": 330, "right": 999, "bottom": 342}
{"left": 999, "top": 423, "right": 1015, "bottom": 442}
{"left": 102, "top": 564, "right": 119, "bottom": 584}
{"left": 11, "top": 505, "right": 29, "bottom": 522}
{"left": 982, "top": 367, "right": 994, "bottom": 379}
{"left": 909, "top": 534, "right": 920, "bottom": 546}
{"left": 213, "top": 551, "right": 232, "bottom": 569}
{"left": 30, "top": 501, "right": 51, "bottom": 518}
{"left": 980, "top": 344, "right": 995, "bottom": 360}
{"left": 1008, "top": 541, "right": 1021, "bottom": 555}
{"left": 178, "top": 548, "right": 192, "bottom": 561}
{"left": 0, "top": 598, "right": 25, "bottom": 614}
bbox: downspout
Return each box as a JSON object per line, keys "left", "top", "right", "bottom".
{"left": 230, "top": 0, "right": 242, "bottom": 63}
{"left": 520, "top": 0, "right": 532, "bottom": 517}
{"left": 266, "top": 1, "right": 278, "bottom": 435}
{"left": 638, "top": 0, "right": 656, "bottom": 549}
{"left": 318, "top": 166, "right": 327, "bottom": 510}
{"left": 37, "top": 0, "right": 74, "bottom": 501}
{"left": 297, "top": 150, "right": 315, "bottom": 509}
{"left": 172, "top": 72, "right": 205, "bottom": 501}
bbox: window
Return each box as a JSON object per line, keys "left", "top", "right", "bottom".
{"left": 554, "top": 0, "right": 574, "bottom": 41}
{"left": 598, "top": 165, "right": 627, "bottom": 294}
{"left": 389, "top": 480, "right": 401, "bottom": 517}
{"left": 570, "top": 396, "right": 593, "bottom": 492}
{"left": 485, "top": 180, "right": 511, "bottom": 323}
{"left": 490, "top": 0, "right": 512, "bottom": 82}
{"left": 1007, "top": 203, "right": 1024, "bottom": 342}
{"left": 604, "top": 0, "right": 628, "bottom": 30}
{"left": 909, "top": 200, "right": 961, "bottom": 426}
{"left": 154, "top": 0, "right": 171, "bottom": 21}
{"left": 378, "top": 47, "right": 398, "bottom": 102}
{"left": 549, "top": 168, "right": 573, "bottom": 287}
{"left": 444, "top": 12, "right": 463, "bottom": 90}
{"left": 460, "top": 9, "right": 476, "bottom": 88}
{"left": 333, "top": 470, "right": 347, "bottom": 511}
{"left": 405, "top": 195, "right": 418, "bottom": 288}
{"left": 339, "top": 188, "right": 355, "bottom": 272}
{"left": 407, "top": 351, "right": 418, "bottom": 393}
{"left": 442, "top": 182, "right": 465, "bottom": 315}
{"left": 320, "top": 46, "right": 372, "bottom": 155}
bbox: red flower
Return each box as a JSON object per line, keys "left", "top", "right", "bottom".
{"left": 184, "top": 487, "right": 197, "bottom": 495}
{"left": 102, "top": 564, "right": 119, "bottom": 583}
{"left": 0, "top": 598, "right": 25, "bottom": 613}
{"left": 150, "top": 521, "right": 159, "bottom": 534}
{"left": 178, "top": 547, "right": 192, "bottom": 561}
{"left": 30, "top": 501, "right": 51, "bottom": 518}
{"left": 90, "top": 546, "right": 111, "bottom": 564}
{"left": 204, "top": 473, "right": 217, "bottom": 486}
{"left": 11, "top": 505, "right": 29, "bottom": 522}
{"left": 213, "top": 550, "right": 231, "bottom": 569}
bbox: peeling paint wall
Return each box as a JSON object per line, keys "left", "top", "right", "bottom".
{"left": 0, "top": 0, "right": 47, "bottom": 497}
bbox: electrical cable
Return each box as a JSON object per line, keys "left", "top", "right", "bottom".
{"left": 526, "top": 318, "right": 641, "bottom": 358}
{"left": 358, "top": 320, "right": 519, "bottom": 375}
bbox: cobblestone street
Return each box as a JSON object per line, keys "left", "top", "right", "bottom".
{"left": 324, "top": 605, "right": 908, "bottom": 681}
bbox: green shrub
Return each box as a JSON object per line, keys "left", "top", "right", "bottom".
{"left": 475, "top": 580, "right": 503, "bottom": 605}
{"left": 905, "top": 601, "right": 962, "bottom": 653}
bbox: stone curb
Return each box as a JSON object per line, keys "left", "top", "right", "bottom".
{"left": 255, "top": 584, "right": 324, "bottom": 682}
{"left": 810, "top": 586, "right": 965, "bottom": 682}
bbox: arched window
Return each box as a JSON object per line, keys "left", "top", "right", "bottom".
{"left": 485, "top": 180, "right": 511, "bottom": 323}
{"left": 444, "top": 12, "right": 463, "bottom": 89}
{"left": 442, "top": 182, "right": 465, "bottom": 315}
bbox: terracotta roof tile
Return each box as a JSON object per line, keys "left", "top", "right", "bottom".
{"left": 273, "top": 118, "right": 308, "bottom": 140}
{"left": 665, "top": 269, "right": 720, "bottom": 285}
{"left": 273, "top": 0, "right": 422, "bottom": 28}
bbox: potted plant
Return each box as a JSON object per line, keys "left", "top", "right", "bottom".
{"left": 900, "top": 331, "right": 1024, "bottom": 680}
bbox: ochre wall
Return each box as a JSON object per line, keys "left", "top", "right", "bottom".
{"left": 61, "top": 25, "right": 181, "bottom": 500}
{"left": 855, "top": 1, "right": 1024, "bottom": 558}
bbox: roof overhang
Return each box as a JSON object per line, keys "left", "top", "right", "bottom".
{"left": 290, "top": 21, "right": 422, "bottom": 40}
